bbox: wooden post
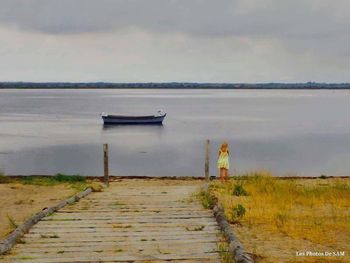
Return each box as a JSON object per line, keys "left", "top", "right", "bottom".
{"left": 103, "top": 143, "right": 109, "bottom": 186}
{"left": 205, "top": 139, "right": 210, "bottom": 181}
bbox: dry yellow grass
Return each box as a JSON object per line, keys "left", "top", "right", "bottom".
{"left": 0, "top": 183, "right": 76, "bottom": 239}
{"left": 209, "top": 172, "right": 350, "bottom": 262}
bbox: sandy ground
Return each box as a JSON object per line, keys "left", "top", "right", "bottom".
{"left": 0, "top": 183, "right": 76, "bottom": 239}
{"left": 234, "top": 225, "right": 348, "bottom": 263}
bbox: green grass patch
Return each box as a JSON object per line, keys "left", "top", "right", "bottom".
{"left": 0, "top": 173, "right": 10, "bottom": 184}
{"left": 218, "top": 241, "right": 234, "bottom": 263}
{"left": 229, "top": 204, "right": 246, "bottom": 223}
{"left": 20, "top": 173, "right": 85, "bottom": 186}
{"left": 1, "top": 173, "right": 89, "bottom": 191}
{"left": 233, "top": 183, "right": 249, "bottom": 196}
{"left": 196, "top": 189, "right": 216, "bottom": 209}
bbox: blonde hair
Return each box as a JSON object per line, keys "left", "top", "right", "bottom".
{"left": 219, "top": 142, "right": 229, "bottom": 153}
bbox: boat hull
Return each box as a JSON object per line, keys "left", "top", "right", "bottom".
{"left": 102, "top": 114, "right": 166, "bottom": 125}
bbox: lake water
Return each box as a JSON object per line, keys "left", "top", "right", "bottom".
{"left": 0, "top": 89, "right": 349, "bottom": 177}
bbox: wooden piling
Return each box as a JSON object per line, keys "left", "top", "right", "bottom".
{"left": 103, "top": 143, "right": 109, "bottom": 186}
{"left": 205, "top": 139, "right": 210, "bottom": 181}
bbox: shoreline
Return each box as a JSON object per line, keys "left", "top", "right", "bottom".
{"left": 4, "top": 174, "right": 350, "bottom": 180}
{"left": 1, "top": 82, "right": 350, "bottom": 90}
{"left": 1, "top": 87, "right": 350, "bottom": 90}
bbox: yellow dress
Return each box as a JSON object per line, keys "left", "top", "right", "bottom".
{"left": 218, "top": 150, "right": 230, "bottom": 169}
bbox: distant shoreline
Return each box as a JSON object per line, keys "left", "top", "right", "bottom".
{"left": 6, "top": 175, "right": 350, "bottom": 179}
{"left": 1, "top": 82, "right": 350, "bottom": 89}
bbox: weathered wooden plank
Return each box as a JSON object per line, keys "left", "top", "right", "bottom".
{"left": 66, "top": 203, "right": 202, "bottom": 208}
{"left": 43, "top": 216, "right": 214, "bottom": 222}
{"left": 41, "top": 218, "right": 217, "bottom": 224}
{"left": 44, "top": 213, "right": 214, "bottom": 218}
{"left": 13, "top": 242, "right": 217, "bottom": 252}
{"left": 58, "top": 209, "right": 211, "bottom": 214}
{"left": 14, "top": 239, "right": 218, "bottom": 248}
{"left": 29, "top": 227, "right": 219, "bottom": 233}
{"left": 25, "top": 232, "right": 218, "bottom": 240}
{"left": 43, "top": 213, "right": 214, "bottom": 218}
{"left": 12, "top": 247, "right": 218, "bottom": 256}
{"left": 32, "top": 222, "right": 218, "bottom": 228}
{"left": 5, "top": 252, "right": 221, "bottom": 262}
{"left": 25, "top": 236, "right": 218, "bottom": 243}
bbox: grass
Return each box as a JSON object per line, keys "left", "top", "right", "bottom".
{"left": 0, "top": 174, "right": 10, "bottom": 184}
{"left": 20, "top": 173, "right": 87, "bottom": 191}
{"left": 0, "top": 173, "right": 86, "bottom": 188}
{"left": 217, "top": 241, "right": 234, "bottom": 263}
{"left": 186, "top": 225, "right": 205, "bottom": 231}
{"left": 206, "top": 171, "right": 350, "bottom": 260}
{"left": 196, "top": 188, "right": 216, "bottom": 209}
{"left": 0, "top": 173, "right": 104, "bottom": 193}
{"left": 7, "top": 214, "right": 18, "bottom": 229}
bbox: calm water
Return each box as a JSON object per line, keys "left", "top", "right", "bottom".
{"left": 0, "top": 89, "right": 349, "bottom": 177}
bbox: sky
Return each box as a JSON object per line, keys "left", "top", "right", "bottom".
{"left": 0, "top": 0, "right": 349, "bottom": 83}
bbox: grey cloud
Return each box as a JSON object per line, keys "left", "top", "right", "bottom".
{"left": 0, "top": 0, "right": 349, "bottom": 38}
{"left": 1, "top": 0, "right": 350, "bottom": 82}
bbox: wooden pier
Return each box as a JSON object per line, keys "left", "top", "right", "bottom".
{"left": 2, "top": 179, "right": 221, "bottom": 262}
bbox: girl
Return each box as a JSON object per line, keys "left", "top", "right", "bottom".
{"left": 218, "top": 142, "right": 230, "bottom": 182}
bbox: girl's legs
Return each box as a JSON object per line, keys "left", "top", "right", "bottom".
{"left": 219, "top": 168, "right": 224, "bottom": 183}
{"left": 224, "top": 168, "right": 229, "bottom": 181}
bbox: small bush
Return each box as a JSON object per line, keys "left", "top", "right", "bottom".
{"left": 197, "top": 189, "right": 216, "bottom": 209}
{"left": 89, "top": 182, "right": 104, "bottom": 192}
{"left": 319, "top": 174, "right": 328, "bottom": 179}
{"left": 233, "top": 183, "right": 249, "bottom": 196}
{"left": 0, "top": 174, "right": 10, "bottom": 184}
{"left": 275, "top": 212, "right": 289, "bottom": 230}
{"left": 54, "top": 173, "right": 85, "bottom": 183}
{"left": 230, "top": 204, "right": 246, "bottom": 222}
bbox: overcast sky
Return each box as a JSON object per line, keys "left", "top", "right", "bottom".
{"left": 0, "top": 0, "right": 349, "bottom": 83}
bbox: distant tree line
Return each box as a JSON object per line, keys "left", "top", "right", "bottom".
{"left": 0, "top": 82, "right": 350, "bottom": 89}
